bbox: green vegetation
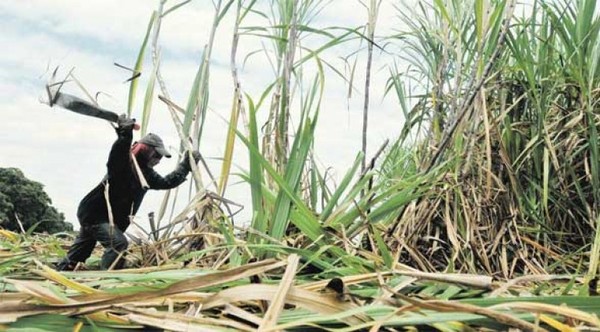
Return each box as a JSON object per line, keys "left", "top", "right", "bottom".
{"left": 1, "top": 0, "right": 599, "bottom": 330}
{"left": 386, "top": 0, "right": 600, "bottom": 279}
{"left": 0, "top": 168, "right": 72, "bottom": 234}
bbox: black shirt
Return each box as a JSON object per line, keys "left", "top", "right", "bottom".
{"left": 76, "top": 126, "right": 191, "bottom": 231}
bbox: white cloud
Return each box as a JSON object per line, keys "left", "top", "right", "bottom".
{"left": 1, "top": 1, "right": 155, "bottom": 46}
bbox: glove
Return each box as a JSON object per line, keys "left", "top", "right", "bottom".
{"left": 190, "top": 150, "right": 201, "bottom": 163}
{"left": 182, "top": 150, "right": 201, "bottom": 171}
{"left": 117, "top": 113, "right": 137, "bottom": 132}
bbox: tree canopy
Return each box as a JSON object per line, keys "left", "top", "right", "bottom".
{"left": 0, "top": 167, "right": 73, "bottom": 233}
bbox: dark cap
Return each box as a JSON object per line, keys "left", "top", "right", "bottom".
{"left": 138, "top": 133, "right": 171, "bottom": 158}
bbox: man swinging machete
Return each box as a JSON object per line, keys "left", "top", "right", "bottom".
{"left": 45, "top": 78, "right": 200, "bottom": 271}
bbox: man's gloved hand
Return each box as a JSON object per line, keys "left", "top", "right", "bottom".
{"left": 117, "top": 113, "right": 137, "bottom": 131}
{"left": 182, "top": 150, "right": 201, "bottom": 171}
{"left": 190, "top": 150, "right": 201, "bottom": 163}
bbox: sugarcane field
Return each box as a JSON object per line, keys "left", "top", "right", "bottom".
{"left": 1, "top": 0, "right": 600, "bottom": 331}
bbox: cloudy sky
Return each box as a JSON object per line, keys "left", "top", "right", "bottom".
{"left": 1, "top": 0, "right": 406, "bottom": 231}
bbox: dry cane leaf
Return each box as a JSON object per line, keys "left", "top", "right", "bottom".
{"left": 490, "top": 302, "right": 600, "bottom": 328}
{"left": 259, "top": 254, "right": 300, "bottom": 331}
{"left": 0, "top": 259, "right": 285, "bottom": 322}
{"left": 203, "top": 283, "right": 368, "bottom": 326}
{"left": 396, "top": 294, "right": 548, "bottom": 332}
{"left": 120, "top": 305, "right": 255, "bottom": 331}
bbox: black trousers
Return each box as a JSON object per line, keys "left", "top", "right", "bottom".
{"left": 56, "top": 223, "right": 128, "bottom": 270}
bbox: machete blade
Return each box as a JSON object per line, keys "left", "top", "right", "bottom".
{"left": 53, "top": 92, "right": 120, "bottom": 123}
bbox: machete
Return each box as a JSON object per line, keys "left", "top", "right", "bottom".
{"left": 48, "top": 91, "right": 139, "bottom": 129}
{"left": 53, "top": 92, "right": 120, "bottom": 122}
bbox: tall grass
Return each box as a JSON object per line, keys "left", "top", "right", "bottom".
{"left": 386, "top": 0, "right": 600, "bottom": 277}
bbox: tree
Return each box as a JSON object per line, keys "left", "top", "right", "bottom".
{"left": 0, "top": 167, "right": 73, "bottom": 233}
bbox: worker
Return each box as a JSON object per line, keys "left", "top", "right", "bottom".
{"left": 54, "top": 103, "right": 199, "bottom": 270}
